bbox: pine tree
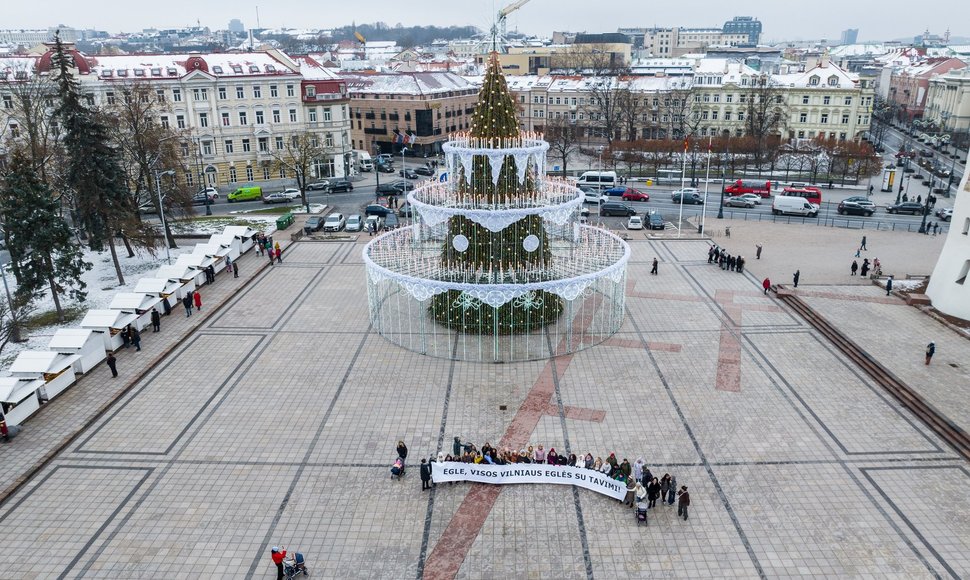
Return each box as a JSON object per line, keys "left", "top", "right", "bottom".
{"left": 430, "top": 53, "right": 563, "bottom": 333}
{"left": 52, "top": 33, "right": 132, "bottom": 285}
{"left": 0, "top": 152, "right": 92, "bottom": 323}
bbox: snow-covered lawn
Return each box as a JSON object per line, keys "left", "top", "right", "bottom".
{"left": 0, "top": 216, "right": 278, "bottom": 369}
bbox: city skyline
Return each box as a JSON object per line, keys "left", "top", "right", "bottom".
{"left": 2, "top": 0, "right": 964, "bottom": 43}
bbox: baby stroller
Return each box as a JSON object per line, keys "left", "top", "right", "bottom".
{"left": 391, "top": 457, "right": 405, "bottom": 479}
{"left": 635, "top": 502, "right": 649, "bottom": 526}
{"left": 283, "top": 552, "right": 309, "bottom": 578}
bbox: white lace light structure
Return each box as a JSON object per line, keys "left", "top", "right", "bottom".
{"left": 363, "top": 133, "right": 629, "bottom": 362}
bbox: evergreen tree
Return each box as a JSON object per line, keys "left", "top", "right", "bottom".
{"left": 430, "top": 53, "right": 563, "bottom": 333}
{"left": 51, "top": 33, "right": 132, "bottom": 284}
{"left": 0, "top": 151, "right": 91, "bottom": 323}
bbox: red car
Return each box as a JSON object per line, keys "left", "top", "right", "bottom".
{"left": 620, "top": 189, "right": 650, "bottom": 202}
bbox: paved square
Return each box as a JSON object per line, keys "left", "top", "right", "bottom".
{"left": 0, "top": 234, "right": 967, "bottom": 579}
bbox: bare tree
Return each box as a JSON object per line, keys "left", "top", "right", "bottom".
{"left": 271, "top": 132, "right": 333, "bottom": 213}
{"left": 105, "top": 82, "right": 191, "bottom": 255}
{"left": 544, "top": 115, "right": 581, "bottom": 177}
{"left": 743, "top": 74, "right": 788, "bottom": 166}
{"left": 0, "top": 63, "right": 63, "bottom": 187}
{"left": 656, "top": 81, "right": 700, "bottom": 140}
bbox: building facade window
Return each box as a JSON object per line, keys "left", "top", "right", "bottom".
{"left": 224, "top": 139, "right": 234, "bottom": 153}
{"left": 270, "top": 85, "right": 278, "bottom": 97}
{"left": 218, "top": 87, "right": 227, "bottom": 100}
{"left": 239, "top": 111, "right": 248, "bottom": 125}
{"left": 221, "top": 112, "right": 230, "bottom": 126}
{"left": 272, "top": 110, "right": 281, "bottom": 123}
{"left": 160, "top": 115, "right": 169, "bottom": 128}
{"left": 286, "top": 85, "right": 295, "bottom": 97}
{"left": 173, "top": 89, "right": 181, "bottom": 102}
{"left": 324, "top": 107, "right": 332, "bottom": 121}
{"left": 258, "top": 137, "right": 268, "bottom": 152}
{"left": 289, "top": 109, "right": 297, "bottom": 122}
{"left": 255, "top": 110, "right": 264, "bottom": 124}
{"left": 799, "top": 112, "right": 808, "bottom": 123}
{"left": 253, "top": 86, "right": 261, "bottom": 98}
{"left": 176, "top": 114, "right": 186, "bottom": 129}
{"left": 199, "top": 113, "right": 209, "bottom": 128}
{"left": 229, "top": 166, "right": 237, "bottom": 182}
{"left": 246, "top": 166, "right": 254, "bottom": 181}
{"left": 242, "top": 138, "right": 251, "bottom": 152}
{"left": 820, "top": 113, "right": 828, "bottom": 124}
{"left": 202, "top": 140, "right": 213, "bottom": 155}
{"left": 262, "top": 166, "right": 270, "bottom": 180}
{"left": 275, "top": 136, "right": 284, "bottom": 150}
{"left": 309, "top": 108, "right": 317, "bottom": 122}
{"left": 236, "top": 86, "right": 244, "bottom": 99}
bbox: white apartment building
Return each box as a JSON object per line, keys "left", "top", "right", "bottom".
{"left": 925, "top": 68, "right": 970, "bottom": 135}
{"left": 643, "top": 28, "right": 750, "bottom": 58}
{"left": 0, "top": 46, "right": 352, "bottom": 189}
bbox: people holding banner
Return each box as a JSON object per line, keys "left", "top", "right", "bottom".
{"left": 623, "top": 477, "right": 637, "bottom": 506}
{"left": 584, "top": 454, "right": 594, "bottom": 469}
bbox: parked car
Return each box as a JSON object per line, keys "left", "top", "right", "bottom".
{"left": 384, "top": 213, "right": 400, "bottom": 230}
{"left": 885, "top": 202, "right": 925, "bottom": 215}
{"left": 390, "top": 180, "right": 415, "bottom": 193}
{"left": 724, "top": 196, "right": 756, "bottom": 208}
{"left": 196, "top": 187, "right": 219, "bottom": 200}
{"left": 843, "top": 196, "right": 875, "bottom": 209}
{"left": 733, "top": 193, "right": 762, "bottom": 205}
{"left": 837, "top": 200, "right": 874, "bottom": 216}
{"left": 191, "top": 192, "right": 216, "bottom": 206}
{"left": 648, "top": 212, "right": 665, "bottom": 230}
{"left": 304, "top": 216, "right": 326, "bottom": 233}
{"left": 365, "top": 204, "right": 393, "bottom": 217}
{"left": 262, "top": 192, "right": 292, "bottom": 204}
{"left": 376, "top": 163, "right": 396, "bottom": 173}
{"left": 935, "top": 207, "right": 953, "bottom": 222}
{"left": 326, "top": 178, "right": 354, "bottom": 193}
{"left": 280, "top": 188, "right": 301, "bottom": 200}
{"left": 306, "top": 181, "right": 330, "bottom": 191}
{"left": 345, "top": 214, "right": 363, "bottom": 232}
{"left": 364, "top": 215, "right": 383, "bottom": 232}
{"left": 671, "top": 188, "right": 703, "bottom": 204}
{"left": 376, "top": 182, "right": 402, "bottom": 195}
{"left": 600, "top": 202, "right": 637, "bottom": 217}
{"left": 399, "top": 203, "right": 414, "bottom": 218}
{"left": 627, "top": 216, "right": 644, "bottom": 230}
{"left": 414, "top": 165, "right": 435, "bottom": 176}
{"left": 399, "top": 169, "right": 419, "bottom": 179}
{"left": 584, "top": 191, "right": 609, "bottom": 204}
{"left": 323, "top": 212, "right": 346, "bottom": 232}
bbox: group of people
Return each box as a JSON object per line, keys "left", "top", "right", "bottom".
{"left": 707, "top": 245, "right": 746, "bottom": 274}
{"left": 181, "top": 289, "right": 204, "bottom": 317}
{"left": 850, "top": 257, "right": 880, "bottom": 278}
{"left": 254, "top": 233, "right": 282, "bottom": 265}
{"left": 414, "top": 438, "right": 692, "bottom": 520}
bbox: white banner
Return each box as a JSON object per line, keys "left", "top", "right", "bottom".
{"left": 431, "top": 461, "right": 627, "bottom": 500}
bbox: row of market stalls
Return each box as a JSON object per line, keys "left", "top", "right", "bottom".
{"left": 0, "top": 226, "right": 262, "bottom": 428}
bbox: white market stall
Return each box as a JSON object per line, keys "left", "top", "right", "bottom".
{"left": 0, "top": 376, "right": 45, "bottom": 426}
{"left": 155, "top": 264, "right": 199, "bottom": 296}
{"left": 222, "top": 225, "right": 261, "bottom": 253}
{"left": 207, "top": 233, "right": 242, "bottom": 258}
{"left": 79, "top": 309, "right": 140, "bottom": 350}
{"left": 192, "top": 242, "right": 235, "bottom": 272}
{"left": 174, "top": 254, "right": 213, "bottom": 285}
{"left": 47, "top": 328, "right": 106, "bottom": 374}
{"left": 109, "top": 292, "right": 163, "bottom": 331}
{"left": 134, "top": 277, "right": 183, "bottom": 309}
{"left": 8, "top": 350, "right": 80, "bottom": 401}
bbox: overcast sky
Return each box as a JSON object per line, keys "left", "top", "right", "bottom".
{"left": 4, "top": 1, "right": 962, "bottom": 43}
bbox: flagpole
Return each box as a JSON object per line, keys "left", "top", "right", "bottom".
{"left": 701, "top": 137, "right": 712, "bottom": 235}
{"left": 678, "top": 137, "right": 688, "bottom": 238}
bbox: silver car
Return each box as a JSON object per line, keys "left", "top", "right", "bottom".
{"left": 323, "top": 212, "right": 346, "bottom": 232}
{"left": 345, "top": 214, "right": 363, "bottom": 232}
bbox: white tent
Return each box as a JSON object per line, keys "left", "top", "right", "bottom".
{"left": 207, "top": 233, "right": 242, "bottom": 257}
{"left": 134, "top": 277, "right": 183, "bottom": 308}
{"left": 174, "top": 254, "right": 212, "bottom": 284}
{"left": 109, "top": 293, "right": 163, "bottom": 331}
{"left": 156, "top": 264, "right": 199, "bottom": 294}
{"left": 0, "top": 376, "right": 45, "bottom": 426}
{"left": 9, "top": 350, "right": 80, "bottom": 400}
{"left": 48, "top": 328, "right": 106, "bottom": 374}
{"left": 79, "top": 309, "right": 140, "bottom": 350}
{"left": 195, "top": 240, "right": 240, "bottom": 265}
{"left": 222, "top": 225, "right": 260, "bottom": 253}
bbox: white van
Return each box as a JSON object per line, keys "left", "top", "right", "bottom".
{"left": 772, "top": 196, "right": 818, "bottom": 217}
{"left": 356, "top": 151, "right": 374, "bottom": 172}
{"left": 576, "top": 171, "right": 617, "bottom": 192}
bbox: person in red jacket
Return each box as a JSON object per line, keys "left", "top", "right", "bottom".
{"left": 271, "top": 546, "right": 286, "bottom": 580}
{"left": 193, "top": 290, "right": 202, "bottom": 312}
{"left": 762, "top": 277, "right": 771, "bottom": 295}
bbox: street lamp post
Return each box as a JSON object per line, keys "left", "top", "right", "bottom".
{"left": 153, "top": 169, "right": 176, "bottom": 264}
{"left": 917, "top": 188, "right": 932, "bottom": 233}
{"left": 401, "top": 146, "right": 408, "bottom": 177}
{"left": 373, "top": 142, "right": 382, "bottom": 200}
{"left": 717, "top": 142, "right": 728, "bottom": 219}
{"left": 0, "top": 258, "right": 22, "bottom": 343}
{"left": 690, "top": 144, "right": 698, "bottom": 187}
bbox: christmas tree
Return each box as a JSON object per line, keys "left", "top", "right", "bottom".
{"left": 429, "top": 53, "right": 563, "bottom": 334}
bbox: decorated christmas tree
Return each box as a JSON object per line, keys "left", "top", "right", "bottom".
{"left": 429, "top": 53, "right": 563, "bottom": 333}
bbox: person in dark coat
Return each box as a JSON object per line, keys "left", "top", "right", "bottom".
{"left": 677, "top": 486, "right": 690, "bottom": 520}
{"left": 650, "top": 257, "right": 658, "bottom": 275}
{"left": 233, "top": 262, "right": 239, "bottom": 278}
{"left": 151, "top": 309, "right": 161, "bottom": 332}
{"left": 420, "top": 458, "right": 432, "bottom": 490}
{"left": 925, "top": 342, "right": 936, "bottom": 365}
{"left": 667, "top": 475, "right": 677, "bottom": 505}
{"left": 647, "top": 477, "right": 661, "bottom": 508}
{"left": 106, "top": 352, "right": 118, "bottom": 378}
{"left": 121, "top": 325, "right": 131, "bottom": 349}
{"left": 453, "top": 436, "right": 462, "bottom": 457}
{"left": 397, "top": 440, "right": 408, "bottom": 460}
{"left": 162, "top": 298, "right": 171, "bottom": 316}
{"left": 182, "top": 293, "right": 193, "bottom": 317}
{"left": 130, "top": 326, "right": 141, "bottom": 351}
{"left": 860, "top": 259, "right": 870, "bottom": 277}
{"left": 886, "top": 275, "right": 894, "bottom": 296}
{"left": 736, "top": 256, "right": 745, "bottom": 274}
{"left": 793, "top": 270, "right": 800, "bottom": 288}
{"left": 851, "top": 260, "right": 858, "bottom": 276}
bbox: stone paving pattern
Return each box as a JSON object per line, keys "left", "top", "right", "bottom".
{"left": 1, "top": 223, "right": 968, "bottom": 579}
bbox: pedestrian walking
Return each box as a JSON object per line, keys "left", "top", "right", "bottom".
{"left": 677, "top": 486, "right": 691, "bottom": 520}
{"left": 667, "top": 475, "right": 677, "bottom": 505}
{"left": 193, "top": 290, "right": 202, "bottom": 312}
{"left": 647, "top": 477, "right": 661, "bottom": 508}
{"left": 274, "top": 242, "right": 282, "bottom": 262}
{"left": 793, "top": 270, "right": 800, "bottom": 288}
{"left": 233, "top": 262, "right": 239, "bottom": 278}
{"left": 708, "top": 246, "right": 715, "bottom": 263}
{"left": 886, "top": 275, "right": 894, "bottom": 296}
{"left": 854, "top": 246, "right": 861, "bottom": 258}
{"left": 182, "top": 293, "right": 193, "bottom": 317}
{"left": 121, "top": 325, "right": 131, "bottom": 349}
{"left": 932, "top": 222, "right": 939, "bottom": 236}
{"left": 106, "top": 352, "right": 118, "bottom": 378}
{"left": 660, "top": 474, "right": 671, "bottom": 504}
{"left": 151, "top": 309, "right": 161, "bottom": 332}
{"left": 860, "top": 259, "right": 870, "bottom": 277}
{"left": 917, "top": 194, "right": 922, "bottom": 204}
{"left": 762, "top": 277, "right": 771, "bottom": 295}
{"left": 268, "top": 248, "right": 275, "bottom": 265}
{"left": 624, "top": 477, "right": 637, "bottom": 506}
{"left": 225, "top": 256, "right": 233, "bottom": 275}
{"left": 271, "top": 547, "right": 286, "bottom": 580}
{"left": 650, "top": 257, "right": 658, "bottom": 275}
{"left": 902, "top": 193, "right": 909, "bottom": 202}
{"left": 420, "top": 458, "right": 432, "bottom": 490}
{"left": 756, "top": 243, "right": 763, "bottom": 259}
{"left": 925, "top": 342, "right": 936, "bottom": 365}
{"left": 130, "top": 327, "right": 141, "bottom": 351}
{"left": 851, "top": 260, "right": 858, "bottom": 276}
{"left": 860, "top": 235, "right": 867, "bottom": 251}
{"left": 869, "top": 184, "right": 874, "bottom": 195}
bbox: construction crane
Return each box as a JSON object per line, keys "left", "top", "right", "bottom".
{"left": 490, "top": 0, "right": 532, "bottom": 52}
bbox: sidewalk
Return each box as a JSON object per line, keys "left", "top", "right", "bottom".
{"left": 0, "top": 237, "right": 287, "bottom": 501}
